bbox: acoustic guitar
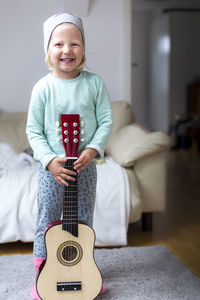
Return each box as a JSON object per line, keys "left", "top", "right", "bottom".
{"left": 36, "top": 114, "right": 102, "bottom": 299}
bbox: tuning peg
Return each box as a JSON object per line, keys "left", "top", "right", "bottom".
{"left": 56, "top": 121, "right": 61, "bottom": 128}
{"left": 80, "top": 120, "right": 85, "bottom": 127}
{"left": 56, "top": 129, "right": 61, "bottom": 135}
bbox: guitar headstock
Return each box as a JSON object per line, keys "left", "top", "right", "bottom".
{"left": 60, "top": 114, "right": 80, "bottom": 158}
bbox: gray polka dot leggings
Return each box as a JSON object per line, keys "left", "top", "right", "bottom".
{"left": 34, "top": 161, "right": 97, "bottom": 258}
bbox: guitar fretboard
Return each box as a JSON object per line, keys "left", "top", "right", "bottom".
{"left": 62, "top": 159, "right": 78, "bottom": 237}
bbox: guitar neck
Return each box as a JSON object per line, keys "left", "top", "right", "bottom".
{"left": 62, "top": 159, "right": 78, "bottom": 237}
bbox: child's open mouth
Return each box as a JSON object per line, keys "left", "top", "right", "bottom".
{"left": 60, "top": 58, "right": 74, "bottom": 63}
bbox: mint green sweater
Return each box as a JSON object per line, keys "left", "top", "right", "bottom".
{"left": 26, "top": 71, "right": 113, "bottom": 169}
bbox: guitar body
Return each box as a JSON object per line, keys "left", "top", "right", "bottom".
{"left": 37, "top": 223, "right": 102, "bottom": 300}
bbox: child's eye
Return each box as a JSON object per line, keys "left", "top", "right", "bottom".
{"left": 72, "top": 43, "right": 79, "bottom": 47}
{"left": 55, "top": 43, "right": 63, "bottom": 47}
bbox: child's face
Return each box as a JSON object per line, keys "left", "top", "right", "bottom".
{"left": 48, "top": 23, "right": 84, "bottom": 79}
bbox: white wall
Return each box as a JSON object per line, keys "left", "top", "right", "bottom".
{"left": 0, "top": 0, "right": 54, "bottom": 112}
{"left": 0, "top": 0, "right": 131, "bottom": 112}
{"left": 84, "top": 0, "right": 125, "bottom": 101}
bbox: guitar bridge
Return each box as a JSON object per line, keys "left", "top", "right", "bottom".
{"left": 57, "top": 282, "right": 82, "bottom": 291}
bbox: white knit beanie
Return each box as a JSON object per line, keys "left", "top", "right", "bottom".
{"left": 43, "top": 13, "right": 85, "bottom": 55}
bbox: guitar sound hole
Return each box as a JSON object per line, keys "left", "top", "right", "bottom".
{"left": 62, "top": 246, "right": 78, "bottom": 262}
{"left": 57, "top": 241, "right": 83, "bottom": 266}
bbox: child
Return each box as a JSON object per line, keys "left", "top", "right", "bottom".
{"left": 26, "top": 12, "right": 113, "bottom": 299}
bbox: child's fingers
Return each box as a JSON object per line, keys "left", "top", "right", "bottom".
{"left": 54, "top": 175, "right": 67, "bottom": 186}
{"left": 73, "top": 155, "right": 85, "bottom": 165}
{"left": 57, "top": 156, "right": 68, "bottom": 163}
{"left": 61, "top": 166, "right": 77, "bottom": 176}
{"left": 61, "top": 173, "right": 76, "bottom": 182}
{"left": 54, "top": 173, "right": 77, "bottom": 186}
{"left": 74, "top": 159, "right": 87, "bottom": 170}
{"left": 74, "top": 159, "right": 90, "bottom": 173}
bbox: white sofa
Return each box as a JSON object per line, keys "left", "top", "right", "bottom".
{"left": 0, "top": 101, "right": 170, "bottom": 241}
{"left": 106, "top": 101, "right": 170, "bottom": 230}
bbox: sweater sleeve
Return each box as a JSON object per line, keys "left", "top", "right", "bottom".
{"left": 26, "top": 82, "right": 56, "bottom": 169}
{"left": 85, "top": 76, "right": 113, "bottom": 158}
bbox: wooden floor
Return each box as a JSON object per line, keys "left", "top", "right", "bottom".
{"left": 0, "top": 149, "right": 200, "bottom": 277}
{"left": 128, "top": 148, "right": 200, "bottom": 278}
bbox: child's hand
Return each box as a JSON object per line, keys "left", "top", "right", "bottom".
{"left": 47, "top": 157, "right": 77, "bottom": 186}
{"left": 73, "top": 148, "right": 98, "bottom": 173}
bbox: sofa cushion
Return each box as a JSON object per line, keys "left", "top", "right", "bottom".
{"left": 106, "top": 124, "right": 171, "bottom": 167}
{"left": 111, "top": 101, "right": 134, "bottom": 135}
{"left": 0, "top": 112, "right": 29, "bottom": 153}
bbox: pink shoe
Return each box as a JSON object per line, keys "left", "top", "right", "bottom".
{"left": 30, "top": 257, "right": 45, "bottom": 300}
{"left": 30, "top": 284, "right": 41, "bottom": 300}
{"left": 99, "top": 284, "right": 108, "bottom": 295}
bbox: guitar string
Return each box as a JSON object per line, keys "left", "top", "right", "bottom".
{"left": 65, "top": 157, "right": 69, "bottom": 281}
{"left": 69, "top": 124, "right": 74, "bottom": 264}
{"left": 70, "top": 119, "right": 78, "bottom": 264}
{"left": 70, "top": 120, "right": 78, "bottom": 272}
{"left": 69, "top": 128, "right": 72, "bottom": 266}
{"left": 72, "top": 118, "right": 79, "bottom": 263}
{"left": 66, "top": 121, "right": 70, "bottom": 265}
{"left": 71, "top": 123, "right": 74, "bottom": 263}
{"left": 73, "top": 120, "right": 77, "bottom": 238}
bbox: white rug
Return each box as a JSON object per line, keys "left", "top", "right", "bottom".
{"left": 0, "top": 246, "right": 200, "bottom": 299}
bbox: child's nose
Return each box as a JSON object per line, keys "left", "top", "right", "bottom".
{"left": 63, "top": 45, "right": 71, "bottom": 54}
